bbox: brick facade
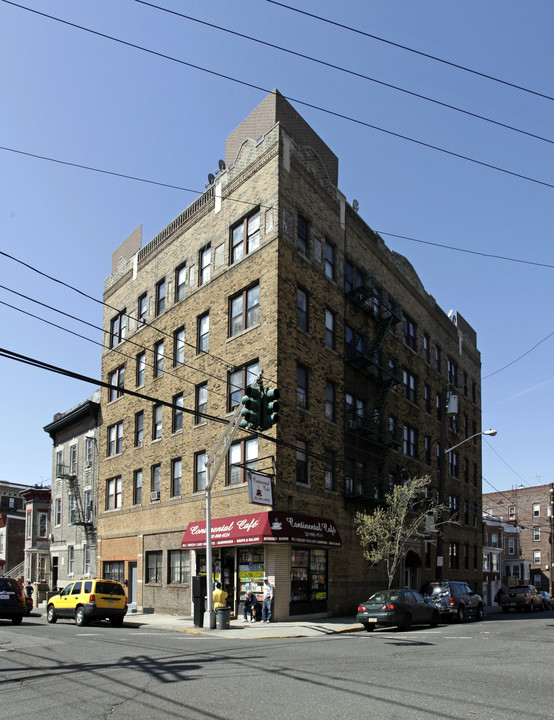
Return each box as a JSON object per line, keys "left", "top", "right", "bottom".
{"left": 97, "top": 91, "right": 484, "bottom": 618}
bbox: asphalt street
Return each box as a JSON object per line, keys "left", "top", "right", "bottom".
{"left": 1, "top": 609, "right": 553, "bottom": 720}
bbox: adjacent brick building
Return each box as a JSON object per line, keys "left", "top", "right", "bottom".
{"left": 0, "top": 481, "right": 26, "bottom": 576}
{"left": 483, "top": 483, "right": 554, "bottom": 594}
{"left": 98, "top": 90, "right": 484, "bottom": 618}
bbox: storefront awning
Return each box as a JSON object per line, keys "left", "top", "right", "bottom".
{"left": 181, "top": 511, "right": 341, "bottom": 549}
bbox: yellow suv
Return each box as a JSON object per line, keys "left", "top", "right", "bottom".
{"left": 47, "top": 579, "right": 127, "bottom": 627}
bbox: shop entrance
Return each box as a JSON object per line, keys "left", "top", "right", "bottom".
{"left": 195, "top": 548, "right": 236, "bottom": 614}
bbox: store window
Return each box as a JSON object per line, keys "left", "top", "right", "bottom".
{"left": 146, "top": 551, "right": 163, "bottom": 583}
{"left": 169, "top": 550, "right": 190, "bottom": 584}
{"left": 103, "top": 561, "right": 125, "bottom": 583}
{"left": 290, "top": 549, "right": 328, "bottom": 608}
{"left": 238, "top": 548, "right": 264, "bottom": 600}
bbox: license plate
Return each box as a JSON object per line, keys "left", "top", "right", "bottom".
{"left": 0, "top": 594, "right": 9, "bottom": 600}
{"left": 368, "top": 617, "right": 378, "bottom": 623}
{"left": 107, "top": 599, "right": 114, "bottom": 605}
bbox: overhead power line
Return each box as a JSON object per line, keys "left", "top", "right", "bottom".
{"left": 266, "top": 0, "right": 554, "bottom": 103}
{"left": 134, "top": 0, "right": 554, "bottom": 147}
{"left": 2, "top": 1, "right": 554, "bottom": 190}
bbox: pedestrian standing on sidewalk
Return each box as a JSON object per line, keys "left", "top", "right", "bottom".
{"left": 213, "top": 582, "right": 228, "bottom": 609}
{"left": 262, "top": 577, "right": 274, "bottom": 623}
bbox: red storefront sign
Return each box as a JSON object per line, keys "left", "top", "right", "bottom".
{"left": 181, "top": 511, "right": 341, "bottom": 549}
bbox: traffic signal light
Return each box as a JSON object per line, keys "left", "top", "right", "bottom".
{"left": 240, "top": 385, "right": 261, "bottom": 429}
{"left": 262, "top": 387, "right": 280, "bottom": 429}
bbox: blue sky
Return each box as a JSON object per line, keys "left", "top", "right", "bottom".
{"left": 1, "top": 0, "right": 553, "bottom": 494}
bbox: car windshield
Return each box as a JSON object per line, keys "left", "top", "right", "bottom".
{"left": 95, "top": 581, "right": 125, "bottom": 595}
{"left": 368, "top": 591, "right": 400, "bottom": 603}
{"left": 0, "top": 578, "right": 16, "bottom": 592}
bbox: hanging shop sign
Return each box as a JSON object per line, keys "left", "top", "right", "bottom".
{"left": 248, "top": 470, "right": 274, "bottom": 507}
{"left": 181, "top": 511, "right": 341, "bottom": 549}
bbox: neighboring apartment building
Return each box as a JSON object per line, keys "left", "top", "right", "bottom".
{"left": 97, "top": 90, "right": 484, "bottom": 618}
{"left": 482, "top": 513, "right": 522, "bottom": 605}
{"left": 20, "top": 485, "right": 51, "bottom": 598}
{"left": 484, "top": 484, "right": 554, "bottom": 593}
{"left": 0, "top": 481, "right": 27, "bottom": 575}
{"left": 43, "top": 391, "right": 101, "bottom": 591}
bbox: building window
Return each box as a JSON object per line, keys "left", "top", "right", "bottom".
{"left": 533, "top": 526, "right": 540, "bottom": 542}
{"left": 436, "top": 393, "right": 442, "bottom": 421}
{"left": 423, "top": 334, "right": 430, "bottom": 363}
{"left": 103, "top": 561, "right": 125, "bottom": 583}
{"left": 197, "top": 312, "right": 209, "bottom": 353}
{"left": 136, "top": 351, "right": 146, "bottom": 387}
{"left": 532, "top": 503, "right": 540, "bottom": 517}
{"left": 69, "top": 495, "right": 77, "bottom": 525}
{"left": 344, "top": 260, "right": 362, "bottom": 293}
{"left": 54, "top": 498, "right": 61, "bottom": 526}
{"left": 69, "top": 444, "right": 77, "bottom": 475}
{"left": 195, "top": 452, "right": 208, "bottom": 492}
{"left": 196, "top": 382, "right": 208, "bottom": 423}
{"left": 297, "top": 215, "right": 308, "bottom": 255}
{"left": 345, "top": 325, "right": 364, "bottom": 361}
{"left": 448, "top": 451, "right": 459, "bottom": 478}
{"left": 228, "top": 361, "right": 259, "bottom": 411}
{"left": 37, "top": 512, "right": 48, "bottom": 538}
{"left": 508, "top": 505, "right": 516, "bottom": 520}
{"left": 231, "top": 209, "right": 260, "bottom": 263}
{"left": 325, "top": 380, "right": 336, "bottom": 422}
{"left": 325, "top": 240, "right": 335, "bottom": 280}
{"left": 228, "top": 438, "right": 258, "bottom": 486}
{"left": 171, "top": 458, "right": 182, "bottom": 497}
{"left": 448, "top": 358, "right": 458, "bottom": 386}
{"left": 229, "top": 283, "right": 260, "bottom": 336}
{"left": 533, "top": 550, "right": 541, "bottom": 565}
{"left": 155, "top": 278, "right": 166, "bottom": 316}
{"left": 324, "top": 450, "right": 335, "bottom": 490}
{"left": 154, "top": 340, "right": 164, "bottom": 377}
{"left": 297, "top": 287, "right": 309, "bottom": 332}
{"left": 346, "top": 393, "right": 364, "bottom": 427}
{"left": 152, "top": 404, "right": 163, "bottom": 440}
{"left": 169, "top": 550, "right": 190, "bottom": 584}
{"left": 151, "top": 464, "right": 161, "bottom": 499}
{"left": 110, "top": 310, "right": 126, "bottom": 348}
{"left": 85, "top": 437, "right": 94, "bottom": 467}
{"left": 424, "top": 436, "right": 431, "bottom": 464}
{"left": 146, "top": 551, "right": 163, "bottom": 583}
{"left": 402, "top": 315, "right": 417, "bottom": 350}
{"left": 424, "top": 384, "right": 430, "bottom": 413}
{"left": 296, "top": 364, "right": 309, "bottom": 409}
{"left": 138, "top": 293, "right": 147, "bottom": 325}
{"left": 172, "top": 393, "right": 183, "bottom": 433}
{"left": 403, "top": 370, "right": 417, "bottom": 404}
{"left": 26, "top": 511, "right": 31, "bottom": 539}
{"left": 175, "top": 263, "right": 187, "bottom": 302}
{"left": 108, "top": 365, "right": 125, "bottom": 402}
{"left": 84, "top": 489, "right": 92, "bottom": 521}
{"left": 134, "top": 411, "right": 144, "bottom": 447}
{"left": 68, "top": 546, "right": 74, "bottom": 575}
{"left": 174, "top": 327, "right": 185, "bottom": 366}
{"left": 296, "top": 441, "right": 308, "bottom": 485}
{"left": 133, "top": 470, "right": 142, "bottom": 505}
{"left": 449, "top": 542, "right": 459, "bottom": 570}
{"left": 199, "top": 245, "right": 211, "bottom": 285}
{"left": 435, "top": 345, "right": 441, "bottom": 373}
{"left": 508, "top": 537, "right": 515, "bottom": 555}
{"left": 325, "top": 308, "right": 335, "bottom": 349}
{"left": 83, "top": 545, "right": 91, "bottom": 576}
{"left": 106, "top": 477, "right": 122, "bottom": 510}
{"left": 107, "top": 422, "right": 123, "bottom": 457}
{"left": 403, "top": 425, "right": 417, "bottom": 457}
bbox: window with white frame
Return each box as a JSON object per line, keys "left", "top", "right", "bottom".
{"left": 84, "top": 544, "right": 91, "bottom": 575}
{"left": 532, "top": 503, "right": 540, "bottom": 517}
{"left": 175, "top": 263, "right": 187, "bottom": 302}
{"left": 155, "top": 278, "right": 166, "bottom": 316}
{"left": 533, "top": 526, "right": 540, "bottom": 541}
{"left": 169, "top": 549, "right": 190, "bottom": 584}
{"left": 195, "top": 452, "right": 207, "bottom": 492}
{"left": 106, "top": 477, "right": 122, "bottom": 510}
{"left": 154, "top": 340, "right": 164, "bottom": 377}
{"left": 171, "top": 458, "right": 182, "bottom": 497}
{"left": 68, "top": 545, "right": 74, "bottom": 574}
{"left": 110, "top": 310, "right": 127, "bottom": 348}
{"left": 229, "top": 283, "right": 260, "bottom": 336}
{"left": 508, "top": 537, "right": 515, "bottom": 555}
{"left": 533, "top": 549, "right": 541, "bottom": 565}
{"left": 69, "top": 444, "right": 77, "bottom": 474}
{"left": 228, "top": 361, "right": 259, "bottom": 411}
{"left": 231, "top": 210, "right": 260, "bottom": 263}
{"left": 107, "top": 422, "right": 123, "bottom": 456}
{"left": 228, "top": 438, "right": 258, "bottom": 486}
{"left": 54, "top": 498, "right": 61, "bottom": 526}
{"left": 508, "top": 506, "right": 516, "bottom": 521}
{"left": 85, "top": 437, "right": 94, "bottom": 467}
{"left": 38, "top": 512, "right": 48, "bottom": 538}
{"left": 199, "top": 245, "right": 211, "bottom": 285}
{"left": 173, "top": 327, "right": 185, "bottom": 366}
{"left": 108, "top": 365, "right": 125, "bottom": 402}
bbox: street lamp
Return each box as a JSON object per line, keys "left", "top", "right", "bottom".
{"left": 444, "top": 429, "right": 497, "bottom": 454}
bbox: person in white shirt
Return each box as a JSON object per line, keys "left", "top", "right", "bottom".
{"left": 262, "top": 577, "right": 274, "bottom": 623}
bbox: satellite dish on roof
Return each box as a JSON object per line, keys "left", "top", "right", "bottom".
{"left": 218, "top": 159, "right": 226, "bottom": 171}
{"left": 352, "top": 199, "right": 360, "bottom": 213}
{"left": 208, "top": 173, "right": 216, "bottom": 185}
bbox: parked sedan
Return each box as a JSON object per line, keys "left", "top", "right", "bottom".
{"left": 356, "top": 589, "right": 440, "bottom": 632}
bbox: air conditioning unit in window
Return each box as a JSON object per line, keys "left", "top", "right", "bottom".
{"left": 150, "top": 491, "right": 160, "bottom": 501}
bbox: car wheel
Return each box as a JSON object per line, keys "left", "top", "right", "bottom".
{"left": 475, "top": 605, "right": 484, "bottom": 622}
{"left": 400, "top": 614, "right": 412, "bottom": 631}
{"left": 47, "top": 605, "right": 57, "bottom": 624}
{"left": 456, "top": 606, "right": 465, "bottom": 623}
{"left": 430, "top": 610, "right": 439, "bottom": 628}
{"left": 11, "top": 616, "right": 23, "bottom": 625}
{"left": 75, "top": 607, "right": 87, "bottom": 627}
{"left": 110, "top": 617, "right": 124, "bottom": 627}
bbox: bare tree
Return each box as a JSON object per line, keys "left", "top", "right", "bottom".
{"left": 354, "top": 475, "right": 455, "bottom": 589}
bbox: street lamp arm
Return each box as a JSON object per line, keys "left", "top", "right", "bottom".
{"left": 444, "top": 429, "right": 497, "bottom": 454}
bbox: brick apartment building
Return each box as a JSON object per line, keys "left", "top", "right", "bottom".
{"left": 483, "top": 483, "right": 554, "bottom": 594}
{"left": 43, "top": 391, "right": 101, "bottom": 591}
{"left": 97, "top": 90, "right": 484, "bottom": 618}
{"left": 0, "top": 481, "right": 27, "bottom": 576}
{"left": 482, "top": 513, "right": 522, "bottom": 605}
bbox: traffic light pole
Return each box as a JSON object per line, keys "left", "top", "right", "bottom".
{"left": 203, "top": 402, "right": 245, "bottom": 629}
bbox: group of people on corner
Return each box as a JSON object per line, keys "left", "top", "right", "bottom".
{"left": 212, "top": 577, "right": 275, "bottom": 624}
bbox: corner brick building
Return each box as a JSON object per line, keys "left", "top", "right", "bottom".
{"left": 98, "top": 91, "right": 484, "bottom": 618}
